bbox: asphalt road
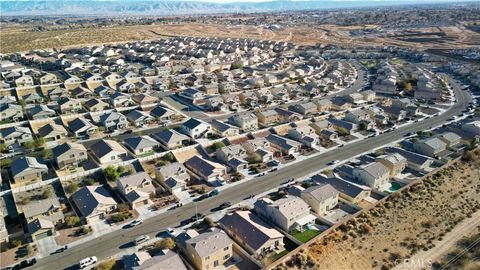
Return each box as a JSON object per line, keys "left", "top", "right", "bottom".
{"left": 29, "top": 76, "right": 471, "bottom": 270}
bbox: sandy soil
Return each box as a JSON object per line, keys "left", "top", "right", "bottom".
{"left": 276, "top": 153, "right": 480, "bottom": 270}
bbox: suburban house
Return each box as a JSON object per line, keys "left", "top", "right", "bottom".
{"left": 384, "top": 147, "right": 434, "bottom": 172}
{"left": 181, "top": 229, "right": 233, "bottom": 270}
{"left": 436, "top": 132, "right": 462, "bottom": 147}
{"left": 132, "top": 93, "right": 158, "bottom": 106}
{"left": 95, "top": 111, "right": 128, "bottom": 131}
{"left": 288, "top": 126, "right": 320, "bottom": 147}
{"left": 288, "top": 102, "right": 318, "bottom": 115}
{"left": 413, "top": 137, "right": 447, "bottom": 158}
{"left": 21, "top": 196, "right": 64, "bottom": 241}
{"left": 266, "top": 134, "right": 302, "bottom": 156}
{"left": 228, "top": 113, "right": 258, "bottom": 132}
{"left": 184, "top": 155, "right": 226, "bottom": 184}
{"left": 116, "top": 172, "right": 155, "bottom": 209}
{"left": 352, "top": 162, "right": 391, "bottom": 189}
{"left": 211, "top": 119, "right": 240, "bottom": 137}
{"left": 109, "top": 92, "right": 131, "bottom": 107}
{"left": 28, "top": 104, "right": 56, "bottom": 120}
{"left": 256, "top": 110, "right": 279, "bottom": 126}
{"left": 71, "top": 185, "right": 117, "bottom": 223}
{"left": 180, "top": 118, "right": 212, "bottom": 139}
{"left": 83, "top": 98, "right": 109, "bottom": 112}
{"left": 23, "top": 93, "right": 43, "bottom": 104}
{"left": 256, "top": 196, "right": 316, "bottom": 232}
{"left": 126, "top": 110, "right": 154, "bottom": 127}
{"left": 123, "top": 250, "right": 187, "bottom": 270}
{"left": 242, "top": 137, "right": 274, "bottom": 162}
{"left": 52, "top": 142, "right": 88, "bottom": 169}
{"left": 376, "top": 153, "right": 407, "bottom": 177}
{"left": 90, "top": 139, "right": 128, "bottom": 164}
{"left": 123, "top": 134, "right": 159, "bottom": 155}
{"left": 58, "top": 98, "right": 82, "bottom": 114}
{"left": 156, "top": 162, "right": 189, "bottom": 194}
{"left": 152, "top": 129, "right": 190, "bottom": 149}
{"left": 68, "top": 118, "right": 98, "bottom": 138}
{"left": 0, "top": 126, "right": 33, "bottom": 146}
{"left": 10, "top": 157, "right": 48, "bottom": 186}
{"left": 219, "top": 210, "right": 285, "bottom": 256}
{"left": 315, "top": 99, "right": 332, "bottom": 112}
{"left": 312, "top": 175, "right": 371, "bottom": 203}
{"left": 216, "top": 144, "right": 248, "bottom": 171}
{"left": 37, "top": 123, "right": 68, "bottom": 142}
{"left": 0, "top": 104, "right": 23, "bottom": 122}
{"left": 150, "top": 106, "right": 176, "bottom": 122}
{"left": 300, "top": 184, "right": 339, "bottom": 215}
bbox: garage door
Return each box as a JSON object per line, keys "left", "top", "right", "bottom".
{"left": 35, "top": 230, "right": 52, "bottom": 240}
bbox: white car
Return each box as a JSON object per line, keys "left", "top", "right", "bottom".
{"left": 165, "top": 227, "right": 176, "bottom": 236}
{"left": 130, "top": 218, "right": 143, "bottom": 227}
{"left": 79, "top": 256, "right": 97, "bottom": 268}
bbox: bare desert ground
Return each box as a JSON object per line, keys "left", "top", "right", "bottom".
{"left": 2, "top": 22, "right": 478, "bottom": 54}
{"left": 274, "top": 148, "right": 480, "bottom": 270}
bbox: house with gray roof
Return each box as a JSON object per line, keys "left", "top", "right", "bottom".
{"left": 116, "top": 172, "right": 155, "bottom": 209}
{"left": 52, "top": 142, "right": 87, "bottom": 169}
{"left": 109, "top": 92, "right": 131, "bottom": 107}
{"left": 211, "top": 119, "right": 239, "bottom": 137}
{"left": 0, "top": 103, "right": 23, "bottom": 122}
{"left": 413, "top": 137, "right": 447, "bottom": 158}
{"left": 37, "top": 123, "right": 68, "bottom": 142}
{"left": 436, "top": 132, "right": 461, "bottom": 147}
{"left": 150, "top": 106, "right": 176, "bottom": 121}
{"left": 94, "top": 111, "right": 128, "bottom": 131}
{"left": 124, "top": 135, "right": 159, "bottom": 156}
{"left": 83, "top": 98, "right": 110, "bottom": 112}
{"left": 184, "top": 155, "right": 226, "bottom": 184}
{"left": 384, "top": 147, "right": 434, "bottom": 172}
{"left": 68, "top": 117, "right": 98, "bottom": 138}
{"left": 20, "top": 196, "right": 64, "bottom": 241}
{"left": 58, "top": 98, "right": 82, "bottom": 114}
{"left": 126, "top": 110, "right": 154, "bottom": 127}
{"left": 352, "top": 162, "right": 390, "bottom": 189}
{"left": 0, "top": 126, "right": 33, "bottom": 146}
{"left": 152, "top": 129, "right": 190, "bottom": 150}
{"left": 300, "top": 184, "right": 339, "bottom": 215}
{"left": 259, "top": 195, "right": 316, "bottom": 232}
{"left": 10, "top": 156, "right": 48, "bottom": 187}
{"left": 71, "top": 185, "right": 117, "bottom": 223}
{"left": 312, "top": 175, "right": 371, "bottom": 203}
{"left": 288, "top": 102, "right": 317, "bottom": 115}
{"left": 124, "top": 250, "right": 187, "bottom": 270}
{"left": 181, "top": 228, "right": 233, "bottom": 270}
{"left": 228, "top": 113, "right": 258, "bottom": 131}
{"left": 288, "top": 125, "right": 320, "bottom": 147}
{"left": 27, "top": 104, "right": 56, "bottom": 120}
{"left": 266, "top": 134, "right": 302, "bottom": 156}
{"left": 156, "top": 162, "right": 189, "bottom": 194}
{"left": 216, "top": 144, "right": 248, "bottom": 171}
{"left": 90, "top": 139, "right": 128, "bottom": 164}
{"left": 180, "top": 118, "right": 212, "bottom": 139}
{"left": 219, "top": 210, "right": 284, "bottom": 256}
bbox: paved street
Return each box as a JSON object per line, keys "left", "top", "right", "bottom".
{"left": 28, "top": 78, "right": 471, "bottom": 270}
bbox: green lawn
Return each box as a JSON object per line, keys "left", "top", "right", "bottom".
{"left": 262, "top": 237, "right": 298, "bottom": 265}
{"left": 291, "top": 229, "right": 321, "bottom": 243}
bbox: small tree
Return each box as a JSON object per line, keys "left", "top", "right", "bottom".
{"left": 42, "top": 148, "right": 52, "bottom": 160}
{"left": 103, "top": 166, "right": 120, "bottom": 182}
{"left": 0, "top": 158, "right": 12, "bottom": 168}
{"left": 34, "top": 138, "right": 45, "bottom": 149}
{"left": 247, "top": 152, "right": 262, "bottom": 164}
{"left": 65, "top": 182, "right": 79, "bottom": 194}
{"left": 65, "top": 216, "right": 80, "bottom": 228}
{"left": 94, "top": 259, "right": 116, "bottom": 270}
{"left": 336, "top": 127, "right": 350, "bottom": 136}
{"left": 81, "top": 226, "right": 92, "bottom": 235}
{"left": 23, "top": 141, "right": 34, "bottom": 150}
{"left": 210, "top": 141, "right": 226, "bottom": 151}
{"left": 163, "top": 152, "right": 176, "bottom": 163}
{"left": 83, "top": 178, "right": 95, "bottom": 186}
{"left": 0, "top": 143, "right": 6, "bottom": 153}
{"left": 11, "top": 240, "right": 22, "bottom": 248}
{"left": 40, "top": 189, "right": 52, "bottom": 199}
{"left": 116, "top": 165, "right": 126, "bottom": 175}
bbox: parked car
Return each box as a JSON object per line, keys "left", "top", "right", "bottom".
{"left": 134, "top": 235, "right": 150, "bottom": 245}
{"left": 79, "top": 256, "right": 97, "bottom": 269}
{"left": 130, "top": 218, "right": 143, "bottom": 227}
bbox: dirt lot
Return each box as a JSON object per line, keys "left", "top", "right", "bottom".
{"left": 275, "top": 148, "right": 480, "bottom": 270}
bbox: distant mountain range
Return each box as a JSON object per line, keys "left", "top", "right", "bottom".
{"left": 0, "top": 0, "right": 474, "bottom": 16}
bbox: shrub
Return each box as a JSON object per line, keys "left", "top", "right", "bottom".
{"left": 154, "top": 238, "right": 175, "bottom": 250}
{"left": 65, "top": 183, "right": 79, "bottom": 194}
{"left": 210, "top": 141, "right": 226, "bottom": 151}
{"left": 41, "top": 148, "right": 52, "bottom": 159}
{"left": 83, "top": 178, "right": 95, "bottom": 186}
{"left": 163, "top": 152, "right": 176, "bottom": 163}
{"left": 103, "top": 166, "right": 120, "bottom": 182}
{"left": 111, "top": 212, "right": 131, "bottom": 223}
{"left": 26, "top": 244, "right": 34, "bottom": 255}
{"left": 11, "top": 240, "right": 22, "bottom": 248}
{"left": 0, "top": 158, "right": 12, "bottom": 168}
{"left": 65, "top": 216, "right": 80, "bottom": 228}
{"left": 40, "top": 189, "right": 52, "bottom": 199}
{"left": 80, "top": 226, "right": 92, "bottom": 235}
{"left": 94, "top": 259, "right": 116, "bottom": 270}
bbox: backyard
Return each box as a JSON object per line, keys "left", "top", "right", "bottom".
{"left": 291, "top": 229, "right": 322, "bottom": 243}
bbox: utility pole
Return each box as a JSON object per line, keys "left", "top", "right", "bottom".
{"left": 195, "top": 202, "right": 198, "bottom": 225}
